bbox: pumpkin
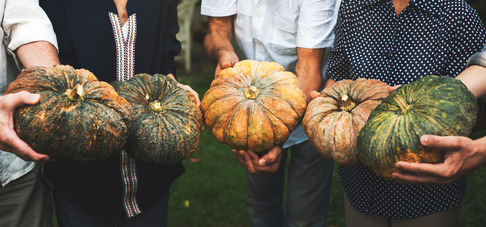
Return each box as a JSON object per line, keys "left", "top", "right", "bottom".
{"left": 5, "top": 65, "right": 131, "bottom": 162}
{"left": 200, "top": 60, "right": 307, "bottom": 152}
{"left": 111, "top": 73, "right": 202, "bottom": 164}
{"left": 302, "top": 78, "right": 390, "bottom": 166}
{"left": 357, "top": 75, "right": 478, "bottom": 180}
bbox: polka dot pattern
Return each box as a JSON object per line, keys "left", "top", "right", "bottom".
{"left": 326, "top": 0, "right": 486, "bottom": 219}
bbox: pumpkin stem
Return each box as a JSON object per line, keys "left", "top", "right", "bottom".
{"left": 244, "top": 86, "right": 260, "bottom": 100}
{"left": 150, "top": 100, "right": 164, "bottom": 112}
{"left": 340, "top": 95, "right": 356, "bottom": 111}
{"left": 63, "top": 84, "right": 85, "bottom": 101}
{"left": 395, "top": 96, "right": 411, "bottom": 114}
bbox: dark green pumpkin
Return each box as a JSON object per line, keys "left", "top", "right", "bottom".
{"left": 357, "top": 75, "right": 478, "bottom": 180}
{"left": 5, "top": 65, "right": 131, "bottom": 162}
{"left": 111, "top": 74, "right": 202, "bottom": 164}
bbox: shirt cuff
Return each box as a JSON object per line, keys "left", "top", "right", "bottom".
{"left": 201, "top": 5, "right": 237, "bottom": 17}
{"left": 466, "top": 49, "right": 486, "bottom": 68}
{"left": 6, "top": 23, "right": 58, "bottom": 71}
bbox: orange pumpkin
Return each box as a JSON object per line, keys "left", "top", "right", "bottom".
{"left": 200, "top": 60, "right": 307, "bottom": 152}
{"left": 302, "top": 78, "right": 390, "bottom": 165}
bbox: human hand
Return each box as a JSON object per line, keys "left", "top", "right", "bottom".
{"left": 167, "top": 74, "right": 204, "bottom": 130}
{"left": 388, "top": 85, "right": 401, "bottom": 93}
{"left": 392, "top": 135, "right": 486, "bottom": 185}
{"left": 0, "top": 91, "right": 49, "bottom": 162}
{"left": 232, "top": 146, "right": 283, "bottom": 175}
{"left": 167, "top": 74, "right": 201, "bottom": 107}
{"left": 309, "top": 91, "right": 320, "bottom": 100}
{"left": 214, "top": 51, "right": 239, "bottom": 76}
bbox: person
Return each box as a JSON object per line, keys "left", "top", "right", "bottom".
{"left": 0, "top": 0, "right": 60, "bottom": 226}
{"left": 322, "top": 0, "right": 486, "bottom": 226}
{"left": 39, "top": 0, "right": 199, "bottom": 226}
{"left": 202, "top": 0, "right": 339, "bottom": 226}
{"left": 392, "top": 44, "right": 486, "bottom": 185}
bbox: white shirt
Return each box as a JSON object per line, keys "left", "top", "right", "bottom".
{"left": 201, "top": 0, "right": 340, "bottom": 72}
{"left": 201, "top": 0, "right": 340, "bottom": 147}
{"left": 0, "top": 0, "right": 58, "bottom": 186}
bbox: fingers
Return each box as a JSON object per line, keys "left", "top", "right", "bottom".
{"left": 309, "top": 91, "right": 320, "bottom": 100}
{"left": 232, "top": 149, "right": 255, "bottom": 172}
{"left": 0, "top": 91, "right": 47, "bottom": 162}
{"left": 388, "top": 85, "right": 401, "bottom": 93}
{"left": 391, "top": 171, "right": 452, "bottom": 185}
{"left": 215, "top": 51, "right": 239, "bottom": 77}
{"left": 420, "top": 135, "right": 467, "bottom": 150}
{"left": 219, "top": 60, "right": 233, "bottom": 69}
{"left": 0, "top": 131, "right": 49, "bottom": 162}
{"left": 166, "top": 74, "right": 176, "bottom": 81}
{"left": 258, "top": 146, "right": 282, "bottom": 166}
{"left": 392, "top": 161, "right": 457, "bottom": 185}
{"left": 394, "top": 161, "right": 446, "bottom": 178}
{"left": 232, "top": 148, "right": 282, "bottom": 175}
{"left": 0, "top": 91, "right": 41, "bottom": 110}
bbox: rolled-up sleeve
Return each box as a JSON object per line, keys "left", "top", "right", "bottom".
{"left": 3, "top": 0, "right": 58, "bottom": 54}
{"left": 296, "top": 0, "right": 340, "bottom": 49}
{"left": 201, "top": 0, "right": 237, "bottom": 17}
{"left": 467, "top": 45, "right": 486, "bottom": 68}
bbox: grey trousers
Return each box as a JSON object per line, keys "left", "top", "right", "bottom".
{"left": 0, "top": 165, "right": 54, "bottom": 227}
{"left": 344, "top": 194, "right": 461, "bottom": 227}
{"left": 246, "top": 141, "right": 335, "bottom": 227}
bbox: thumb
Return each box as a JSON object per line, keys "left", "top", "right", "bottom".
{"left": 258, "top": 147, "right": 282, "bottom": 166}
{"left": 5, "top": 91, "right": 41, "bottom": 108}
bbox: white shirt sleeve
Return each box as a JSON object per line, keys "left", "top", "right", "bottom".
{"left": 2, "top": 0, "right": 58, "bottom": 54}
{"left": 201, "top": 0, "right": 238, "bottom": 17}
{"left": 296, "top": 0, "right": 341, "bottom": 49}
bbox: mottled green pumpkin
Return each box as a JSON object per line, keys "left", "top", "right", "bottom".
{"left": 200, "top": 60, "right": 306, "bottom": 152}
{"left": 5, "top": 65, "right": 131, "bottom": 162}
{"left": 303, "top": 78, "right": 390, "bottom": 166}
{"left": 111, "top": 74, "right": 202, "bottom": 164}
{"left": 357, "top": 75, "right": 478, "bottom": 180}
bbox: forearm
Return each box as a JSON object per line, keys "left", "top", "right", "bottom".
{"left": 456, "top": 65, "right": 486, "bottom": 99}
{"left": 473, "top": 136, "right": 486, "bottom": 166}
{"left": 16, "top": 41, "right": 60, "bottom": 68}
{"left": 295, "top": 47, "right": 325, "bottom": 103}
{"left": 204, "top": 16, "right": 235, "bottom": 64}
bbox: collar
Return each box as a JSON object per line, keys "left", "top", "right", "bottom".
{"left": 358, "top": 0, "right": 442, "bottom": 15}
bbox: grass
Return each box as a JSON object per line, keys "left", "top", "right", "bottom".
{"left": 168, "top": 49, "right": 486, "bottom": 226}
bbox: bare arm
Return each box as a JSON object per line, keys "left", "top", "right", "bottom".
{"left": 204, "top": 16, "right": 239, "bottom": 75}
{"left": 296, "top": 47, "right": 325, "bottom": 103}
{"left": 16, "top": 40, "right": 60, "bottom": 68}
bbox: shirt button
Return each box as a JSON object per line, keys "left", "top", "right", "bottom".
{"left": 256, "top": 13, "right": 261, "bottom": 18}
{"left": 256, "top": 41, "right": 262, "bottom": 45}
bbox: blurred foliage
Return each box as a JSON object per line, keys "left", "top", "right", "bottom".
{"left": 467, "top": 0, "right": 486, "bottom": 25}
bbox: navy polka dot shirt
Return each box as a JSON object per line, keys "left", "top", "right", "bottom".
{"left": 326, "top": 0, "right": 486, "bottom": 219}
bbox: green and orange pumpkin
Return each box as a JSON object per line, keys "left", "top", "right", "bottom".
{"left": 303, "top": 78, "right": 390, "bottom": 165}
{"left": 5, "top": 65, "right": 131, "bottom": 162}
{"left": 200, "top": 60, "right": 307, "bottom": 152}
{"left": 111, "top": 73, "right": 202, "bottom": 164}
{"left": 357, "top": 75, "right": 478, "bottom": 180}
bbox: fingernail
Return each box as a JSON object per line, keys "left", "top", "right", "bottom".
{"left": 259, "top": 159, "right": 266, "bottom": 166}
{"left": 239, "top": 150, "right": 245, "bottom": 156}
{"left": 31, "top": 94, "right": 40, "bottom": 100}
{"left": 421, "top": 135, "right": 428, "bottom": 144}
